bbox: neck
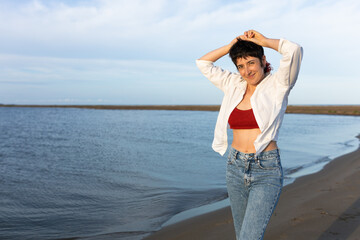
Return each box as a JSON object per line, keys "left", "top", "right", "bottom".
{"left": 246, "top": 84, "right": 257, "bottom": 94}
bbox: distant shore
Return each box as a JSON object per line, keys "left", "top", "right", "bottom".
{"left": 1, "top": 104, "right": 359, "bottom": 116}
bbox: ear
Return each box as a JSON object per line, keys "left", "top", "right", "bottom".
{"left": 262, "top": 55, "right": 266, "bottom": 66}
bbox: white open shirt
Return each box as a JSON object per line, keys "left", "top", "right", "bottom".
{"left": 196, "top": 39, "right": 303, "bottom": 156}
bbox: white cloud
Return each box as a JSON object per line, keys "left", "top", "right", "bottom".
{"left": 0, "top": 54, "right": 198, "bottom": 84}
{"left": 0, "top": 53, "right": 210, "bottom": 104}
{"left": 0, "top": 0, "right": 359, "bottom": 104}
{"left": 1, "top": 0, "right": 359, "bottom": 59}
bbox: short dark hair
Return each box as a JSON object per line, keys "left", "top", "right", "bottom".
{"left": 229, "top": 38, "right": 265, "bottom": 68}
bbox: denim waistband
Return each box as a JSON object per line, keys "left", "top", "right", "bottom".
{"left": 228, "top": 146, "right": 280, "bottom": 161}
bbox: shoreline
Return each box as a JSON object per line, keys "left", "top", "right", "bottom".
{"left": 144, "top": 136, "right": 360, "bottom": 240}
{"left": 0, "top": 104, "right": 359, "bottom": 116}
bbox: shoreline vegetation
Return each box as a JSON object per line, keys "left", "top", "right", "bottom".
{"left": 0, "top": 104, "right": 359, "bottom": 116}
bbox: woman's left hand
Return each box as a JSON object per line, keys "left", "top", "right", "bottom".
{"left": 241, "top": 30, "right": 267, "bottom": 46}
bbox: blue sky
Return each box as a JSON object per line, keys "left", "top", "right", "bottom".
{"left": 0, "top": 0, "right": 359, "bottom": 105}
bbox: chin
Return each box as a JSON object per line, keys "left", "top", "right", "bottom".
{"left": 247, "top": 79, "right": 261, "bottom": 86}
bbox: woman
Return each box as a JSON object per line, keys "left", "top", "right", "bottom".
{"left": 196, "top": 30, "right": 303, "bottom": 239}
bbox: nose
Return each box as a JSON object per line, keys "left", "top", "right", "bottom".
{"left": 244, "top": 66, "right": 251, "bottom": 75}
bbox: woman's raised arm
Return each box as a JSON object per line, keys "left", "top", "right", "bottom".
{"left": 242, "top": 30, "right": 279, "bottom": 52}
{"left": 198, "top": 37, "right": 239, "bottom": 62}
{"left": 198, "top": 30, "right": 279, "bottom": 62}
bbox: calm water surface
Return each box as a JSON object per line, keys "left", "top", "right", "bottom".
{"left": 0, "top": 107, "right": 359, "bottom": 240}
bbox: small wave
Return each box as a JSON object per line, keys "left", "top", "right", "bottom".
{"left": 283, "top": 156, "right": 332, "bottom": 177}
{"left": 284, "top": 166, "right": 304, "bottom": 175}
{"left": 55, "top": 231, "right": 150, "bottom": 240}
{"left": 314, "top": 156, "right": 331, "bottom": 164}
{"left": 335, "top": 139, "right": 355, "bottom": 148}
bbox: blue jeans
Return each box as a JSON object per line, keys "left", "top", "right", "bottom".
{"left": 226, "top": 147, "right": 283, "bottom": 240}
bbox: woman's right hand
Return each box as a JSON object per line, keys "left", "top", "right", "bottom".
{"left": 229, "top": 35, "right": 245, "bottom": 47}
{"left": 198, "top": 35, "right": 245, "bottom": 61}
{"left": 232, "top": 30, "right": 279, "bottom": 51}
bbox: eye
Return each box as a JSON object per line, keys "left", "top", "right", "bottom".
{"left": 237, "top": 65, "right": 243, "bottom": 69}
{"left": 248, "top": 61, "right": 255, "bottom": 65}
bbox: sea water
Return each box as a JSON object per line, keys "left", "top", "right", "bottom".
{"left": 0, "top": 107, "right": 359, "bottom": 240}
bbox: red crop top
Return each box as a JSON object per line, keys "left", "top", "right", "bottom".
{"left": 228, "top": 108, "right": 259, "bottom": 129}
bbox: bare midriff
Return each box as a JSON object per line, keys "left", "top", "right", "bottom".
{"left": 231, "top": 128, "right": 278, "bottom": 153}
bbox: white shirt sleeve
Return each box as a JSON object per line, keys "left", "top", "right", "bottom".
{"left": 274, "top": 39, "right": 304, "bottom": 88}
{"left": 195, "top": 59, "right": 238, "bottom": 92}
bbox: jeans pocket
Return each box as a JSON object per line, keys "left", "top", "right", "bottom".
{"left": 257, "top": 159, "right": 280, "bottom": 170}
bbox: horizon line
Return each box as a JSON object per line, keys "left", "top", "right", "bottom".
{"left": 0, "top": 104, "right": 359, "bottom": 116}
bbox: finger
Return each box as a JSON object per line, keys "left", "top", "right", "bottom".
{"left": 249, "top": 31, "right": 255, "bottom": 38}
{"left": 244, "top": 30, "right": 254, "bottom": 39}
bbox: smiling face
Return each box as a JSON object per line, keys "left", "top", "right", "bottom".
{"left": 236, "top": 56, "right": 267, "bottom": 86}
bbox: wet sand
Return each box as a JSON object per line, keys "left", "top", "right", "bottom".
{"left": 144, "top": 138, "right": 360, "bottom": 240}
{"left": 1, "top": 104, "right": 359, "bottom": 116}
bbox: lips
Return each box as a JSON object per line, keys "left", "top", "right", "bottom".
{"left": 247, "top": 73, "right": 255, "bottom": 79}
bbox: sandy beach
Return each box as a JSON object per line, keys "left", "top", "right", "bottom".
{"left": 144, "top": 136, "right": 360, "bottom": 240}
